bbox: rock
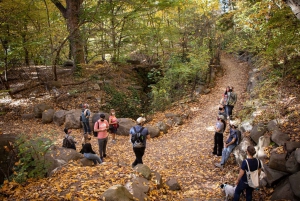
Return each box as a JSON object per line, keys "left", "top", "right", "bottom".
{"left": 271, "top": 129, "right": 290, "bottom": 146}
{"left": 267, "top": 120, "right": 279, "bottom": 131}
{"left": 295, "top": 149, "right": 300, "bottom": 163}
{"left": 134, "top": 164, "right": 152, "bottom": 180}
{"left": 45, "top": 145, "right": 84, "bottom": 176}
{"left": 65, "top": 109, "right": 82, "bottom": 129}
{"left": 240, "top": 120, "right": 253, "bottom": 133}
{"left": 33, "top": 103, "right": 53, "bottom": 118}
{"left": 47, "top": 80, "right": 62, "bottom": 88}
{"left": 173, "top": 116, "right": 183, "bottom": 126}
{"left": 250, "top": 123, "right": 267, "bottom": 144}
{"left": 289, "top": 171, "right": 300, "bottom": 199}
{"left": 165, "top": 113, "right": 179, "bottom": 118}
{"left": 152, "top": 171, "right": 163, "bottom": 189}
{"left": 56, "top": 94, "right": 71, "bottom": 102}
{"left": 21, "top": 113, "right": 35, "bottom": 120}
{"left": 264, "top": 164, "right": 289, "bottom": 185}
{"left": 63, "top": 60, "right": 74, "bottom": 67}
{"left": 147, "top": 126, "right": 160, "bottom": 138}
{"left": 166, "top": 119, "right": 174, "bottom": 127}
{"left": 42, "top": 109, "right": 55, "bottom": 124}
{"left": 116, "top": 118, "right": 136, "bottom": 136}
{"left": 269, "top": 152, "right": 288, "bottom": 172}
{"left": 166, "top": 178, "right": 181, "bottom": 191}
{"left": 130, "top": 177, "right": 149, "bottom": 201}
{"left": 233, "top": 137, "right": 253, "bottom": 166}
{"left": 102, "top": 184, "right": 134, "bottom": 201}
{"left": 254, "top": 136, "right": 270, "bottom": 160}
{"left": 53, "top": 110, "right": 67, "bottom": 126}
{"left": 203, "top": 88, "right": 210, "bottom": 94}
{"left": 285, "top": 142, "right": 300, "bottom": 153}
{"left": 271, "top": 178, "right": 297, "bottom": 201}
{"left": 195, "top": 85, "right": 204, "bottom": 95}
{"left": 80, "top": 157, "right": 94, "bottom": 167}
{"left": 92, "top": 83, "right": 100, "bottom": 91}
{"left": 156, "top": 121, "right": 169, "bottom": 134}
{"left": 286, "top": 152, "right": 300, "bottom": 174}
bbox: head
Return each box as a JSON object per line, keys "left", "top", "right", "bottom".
{"left": 136, "top": 117, "right": 146, "bottom": 125}
{"left": 84, "top": 134, "right": 91, "bottom": 143}
{"left": 110, "top": 109, "right": 115, "bottom": 116}
{"left": 217, "top": 115, "right": 224, "bottom": 121}
{"left": 247, "top": 145, "right": 256, "bottom": 156}
{"left": 64, "top": 127, "right": 71, "bottom": 134}
{"left": 219, "top": 106, "right": 224, "bottom": 111}
{"left": 83, "top": 103, "right": 89, "bottom": 108}
{"left": 229, "top": 86, "right": 234, "bottom": 92}
{"left": 100, "top": 113, "right": 105, "bottom": 121}
{"left": 229, "top": 120, "right": 239, "bottom": 129}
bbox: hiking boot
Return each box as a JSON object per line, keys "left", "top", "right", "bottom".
{"left": 215, "top": 163, "right": 224, "bottom": 169}
{"left": 217, "top": 153, "right": 222, "bottom": 156}
{"left": 103, "top": 154, "right": 107, "bottom": 158}
{"left": 212, "top": 152, "right": 217, "bottom": 155}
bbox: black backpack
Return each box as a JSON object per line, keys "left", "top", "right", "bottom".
{"left": 62, "top": 136, "right": 73, "bottom": 148}
{"left": 235, "top": 129, "right": 242, "bottom": 145}
{"left": 131, "top": 127, "right": 145, "bottom": 148}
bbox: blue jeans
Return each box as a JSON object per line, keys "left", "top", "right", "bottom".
{"left": 233, "top": 179, "right": 253, "bottom": 201}
{"left": 221, "top": 144, "right": 236, "bottom": 165}
{"left": 82, "top": 121, "right": 91, "bottom": 134}
{"left": 225, "top": 105, "right": 234, "bottom": 119}
{"left": 83, "top": 153, "right": 102, "bottom": 164}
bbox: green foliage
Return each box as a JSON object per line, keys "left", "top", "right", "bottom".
{"left": 12, "top": 134, "right": 53, "bottom": 183}
{"left": 103, "top": 85, "right": 141, "bottom": 118}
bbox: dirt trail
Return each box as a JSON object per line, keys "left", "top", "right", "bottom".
{"left": 142, "top": 52, "right": 250, "bottom": 199}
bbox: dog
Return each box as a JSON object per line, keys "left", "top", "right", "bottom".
{"left": 220, "top": 183, "right": 236, "bottom": 201}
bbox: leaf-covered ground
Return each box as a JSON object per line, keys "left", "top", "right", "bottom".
{"left": 0, "top": 53, "right": 272, "bottom": 200}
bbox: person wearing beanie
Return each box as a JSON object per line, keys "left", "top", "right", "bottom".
{"left": 212, "top": 115, "right": 226, "bottom": 156}
{"left": 129, "top": 117, "right": 150, "bottom": 168}
{"left": 94, "top": 113, "right": 109, "bottom": 161}
{"left": 233, "top": 145, "right": 262, "bottom": 201}
{"left": 63, "top": 128, "right": 77, "bottom": 150}
{"left": 81, "top": 103, "right": 91, "bottom": 135}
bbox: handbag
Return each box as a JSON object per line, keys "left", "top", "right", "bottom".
{"left": 245, "top": 159, "right": 260, "bottom": 188}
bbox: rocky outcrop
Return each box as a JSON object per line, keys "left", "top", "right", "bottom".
{"left": 53, "top": 110, "right": 67, "bottom": 126}
{"left": 42, "top": 109, "right": 55, "bottom": 124}
{"left": 250, "top": 123, "right": 267, "bottom": 144}
{"left": 33, "top": 103, "right": 53, "bottom": 118}
{"left": 65, "top": 109, "right": 82, "bottom": 129}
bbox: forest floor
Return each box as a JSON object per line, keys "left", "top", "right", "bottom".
{"left": 0, "top": 53, "right": 273, "bottom": 200}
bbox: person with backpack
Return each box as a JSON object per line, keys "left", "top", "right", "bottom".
{"left": 94, "top": 113, "right": 109, "bottom": 161}
{"left": 225, "top": 86, "right": 237, "bottom": 120}
{"left": 81, "top": 103, "right": 91, "bottom": 135}
{"left": 220, "top": 86, "right": 230, "bottom": 113}
{"left": 212, "top": 115, "right": 226, "bottom": 156}
{"left": 108, "top": 109, "right": 118, "bottom": 144}
{"left": 233, "top": 145, "right": 262, "bottom": 201}
{"left": 80, "top": 139, "right": 103, "bottom": 166}
{"left": 215, "top": 120, "right": 239, "bottom": 169}
{"left": 129, "top": 117, "right": 150, "bottom": 168}
{"left": 218, "top": 106, "right": 227, "bottom": 121}
{"left": 62, "top": 128, "right": 77, "bottom": 150}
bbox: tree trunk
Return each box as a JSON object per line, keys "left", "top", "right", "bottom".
{"left": 285, "top": 0, "right": 300, "bottom": 20}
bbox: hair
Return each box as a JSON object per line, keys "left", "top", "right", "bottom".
{"left": 224, "top": 86, "right": 230, "bottom": 95}
{"left": 64, "top": 128, "right": 69, "bottom": 134}
{"left": 110, "top": 109, "right": 115, "bottom": 115}
{"left": 247, "top": 145, "right": 256, "bottom": 156}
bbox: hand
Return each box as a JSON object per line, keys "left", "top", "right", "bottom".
{"left": 235, "top": 179, "right": 239, "bottom": 186}
{"left": 224, "top": 143, "right": 227, "bottom": 148}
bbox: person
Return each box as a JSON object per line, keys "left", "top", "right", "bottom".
{"left": 63, "top": 128, "right": 77, "bottom": 150}
{"left": 108, "top": 109, "right": 118, "bottom": 144}
{"left": 220, "top": 86, "right": 230, "bottom": 110}
{"left": 94, "top": 113, "right": 109, "bottom": 161}
{"left": 212, "top": 115, "right": 226, "bottom": 156}
{"left": 129, "top": 117, "right": 150, "bottom": 168}
{"left": 80, "top": 140, "right": 102, "bottom": 165}
{"left": 233, "top": 145, "right": 262, "bottom": 201}
{"left": 81, "top": 103, "right": 91, "bottom": 135}
{"left": 218, "top": 105, "right": 227, "bottom": 121}
{"left": 225, "top": 86, "right": 237, "bottom": 120}
{"left": 215, "top": 120, "right": 239, "bottom": 169}
{"left": 81, "top": 134, "right": 91, "bottom": 147}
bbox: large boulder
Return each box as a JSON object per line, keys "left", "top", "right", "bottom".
{"left": 134, "top": 164, "right": 152, "bottom": 180}
{"left": 296, "top": 149, "right": 300, "bottom": 163}
{"left": 254, "top": 136, "right": 270, "bottom": 160}
{"left": 42, "top": 109, "right": 55, "bottom": 124}
{"left": 147, "top": 125, "right": 160, "bottom": 138}
{"left": 125, "top": 177, "right": 149, "bottom": 201}
{"left": 157, "top": 121, "right": 169, "bottom": 134}
{"left": 65, "top": 109, "right": 82, "bottom": 129}
{"left": 286, "top": 151, "right": 300, "bottom": 174}
{"left": 269, "top": 152, "right": 288, "bottom": 172}
{"left": 53, "top": 110, "right": 67, "bottom": 126}
{"left": 250, "top": 123, "right": 267, "bottom": 144}
{"left": 289, "top": 171, "right": 300, "bottom": 199}
{"left": 45, "top": 145, "right": 84, "bottom": 176}
{"left": 116, "top": 118, "right": 136, "bottom": 136}
{"left": 271, "top": 178, "right": 297, "bottom": 201}
{"left": 173, "top": 116, "right": 183, "bottom": 126}
{"left": 80, "top": 158, "right": 94, "bottom": 167}
{"left": 33, "top": 103, "right": 53, "bottom": 118}
{"left": 285, "top": 142, "right": 300, "bottom": 153}
{"left": 21, "top": 113, "right": 35, "bottom": 120}
{"left": 152, "top": 171, "right": 163, "bottom": 189}
{"left": 267, "top": 120, "right": 279, "bottom": 132}
{"left": 233, "top": 137, "right": 253, "bottom": 166}
{"left": 240, "top": 120, "right": 253, "bottom": 133}
{"left": 271, "top": 129, "right": 290, "bottom": 146}
{"left": 102, "top": 185, "right": 134, "bottom": 201}
{"left": 264, "top": 164, "right": 289, "bottom": 185}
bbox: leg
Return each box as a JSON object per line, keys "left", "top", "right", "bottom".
{"left": 221, "top": 144, "right": 236, "bottom": 165}
{"left": 233, "top": 180, "right": 247, "bottom": 201}
{"left": 98, "top": 138, "right": 104, "bottom": 158}
{"left": 132, "top": 148, "right": 139, "bottom": 167}
{"left": 86, "top": 121, "right": 91, "bottom": 134}
{"left": 103, "top": 137, "right": 108, "bottom": 157}
{"left": 84, "top": 153, "right": 102, "bottom": 164}
{"left": 227, "top": 106, "right": 233, "bottom": 119}
{"left": 216, "top": 133, "right": 223, "bottom": 156}
{"left": 213, "top": 132, "right": 217, "bottom": 155}
{"left": 82, "top": 122, "right": 88, "bottom": 134}
{"left": 245, "top": 186, "right": 254, "bottom": 201}
{"left": 137, "top": 147, "right": 145, "bottom": 164}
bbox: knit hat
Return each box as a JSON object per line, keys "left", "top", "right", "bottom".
{"left": 136, "top": 117, "right": 146, "bottom": 124}
{"left": 218, "top": 115, "right": 225, "bottom": 120}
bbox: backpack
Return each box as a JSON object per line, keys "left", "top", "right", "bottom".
{"left": 62, "top": 136, "right": 73, "bottom": 148}
{"left": 131, "top": 127, "right": 145, "bottom": 148}
{"left": 227, "top": 92, "right": 237, "bottom": 106}
{"left": 93, "top": 121, "right": 99, "bottom": 137}
{"left": 235, "top": 129, "right": 241, "bottom": 145}
{"left": 245, "top": 159, "right": 260, "bottom": 188}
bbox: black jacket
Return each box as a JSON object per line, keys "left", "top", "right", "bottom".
{"left": 80, "top": 143, "right": 95, "bottom": 154}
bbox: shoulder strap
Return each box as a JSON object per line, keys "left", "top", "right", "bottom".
{"left": 139, "top": 127, "right": 144, "bottom": 133}
{"left": 133, "top": 127, "right": 137, "bottom": 133}
{"left": 245, "top": 159, "right": 250, "bottom": 172}
{"left": 256, "top": 158, "right": 259, "bottom": 169}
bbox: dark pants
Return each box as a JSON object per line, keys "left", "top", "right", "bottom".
{"left": 98, "top": 137, "right": 108, "bottom": 158}
{"left": 132, "top": 147, "right": 146, "bottom": 167}
{"left": 234, "top": 180, "right": 253, "bottom": 201}
{"left": 213, "top": 132, "right": 223, "bottom": 155}
{"left": 225, "top": 105, "right": 234, "bottom": 119}
{"left": 82, "top": 121, "right": 91, "bottom": 134}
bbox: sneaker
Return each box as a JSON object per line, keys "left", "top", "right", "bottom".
{"left": 103, "top": 154, "right": 107, "bottom": 158}
{"left": 212, "top": 152, "right": 217, "bottom": 155}
{"left": 215, "top": 163, "right": 224, "bottom": 169}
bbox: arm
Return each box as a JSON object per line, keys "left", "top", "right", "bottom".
{"left": 147, "top": 134, "right": 150, "bottom": 140}
{"left": 235, "top": 168, "right": 245, "bottom": 186}
{"left": 226, "top": 137, "right": 236, "bottom": 146}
